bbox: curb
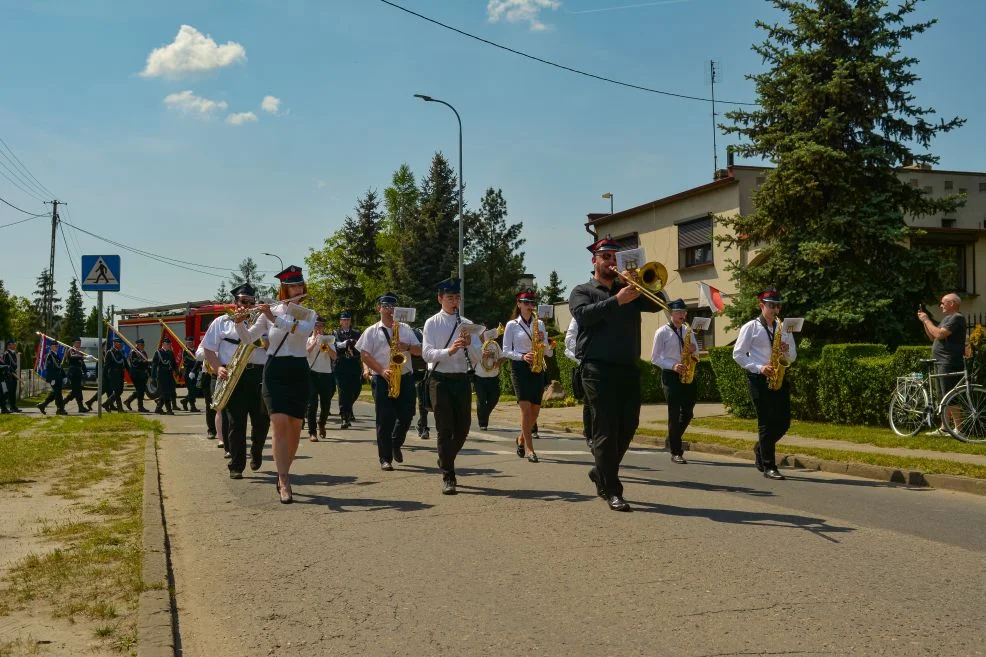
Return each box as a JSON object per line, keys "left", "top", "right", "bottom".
{"left": 543, "top": 422, "right": 986, "bottom": 497}
{"left": 138, "top": 434, "right": 177, "bottom": 657}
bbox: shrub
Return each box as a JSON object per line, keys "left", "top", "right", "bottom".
{"left": 708, "top": 346, "right": 756, "bottom": 418}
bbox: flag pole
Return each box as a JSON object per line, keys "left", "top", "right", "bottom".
{"left": 97, "top": 292, "right": 103, "bottom": 418}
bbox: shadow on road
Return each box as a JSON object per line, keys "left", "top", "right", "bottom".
{"left": 455, "top": 483, "right": 598, "bottom": 504}
{"left": 628, "top": 500, "right": 855, "bottom": 542}
{"left": 620, "top": 475, "right": 775, "bottom": 497}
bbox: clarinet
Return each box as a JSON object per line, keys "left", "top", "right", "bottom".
{"left": 455, "top": 307, "right": 474, "bottom": 374}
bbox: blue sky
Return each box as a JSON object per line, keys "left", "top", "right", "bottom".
{"left": 1, "top": 0, "right": 983, "bottom": 314}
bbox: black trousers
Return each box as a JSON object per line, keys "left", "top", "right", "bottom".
{"left": 5, "top": 374, "right": 17, "bottom": 409}
{"left": 307, "top": 371, "right": 336, "bottom": 432}
{"left": 65, "top": 371, "right": 85, "bottom": 410}
{"left": 335, "top": 363, "right": 361, "bottom": 419}
{"left": 582, "top": 401, "right": 592, "bottom": 440}
{"left": 745, "top": 373, "right": 791, "bottom": 468}
{"left": 201, "top": 373, "right": 216, "bottom": 435}
{"left": 127, "top": 373, "right": 149, "bottom": 407}
{"left": 155, "top": 376, "right": 176, "bottom": 412}
{"left": 431, "top": 373, "right": 473, "bottom": 478}
{"left": 184, "top": 375, "right": 199, "bottom": 405}
{"left": 662, "top": 371, "right": 696, "bottom": 457}
{"left": 583, "top": 360, "right": 641, "bottom": 498}
{"left": 473, "top": 374, "right": 501, "bottom": 428}
{"left": 225, "top": 367, "right": 270, "bottom": 473}
{"left": 106, "top": 372, "right": 125, "bottom": 408}
{"left": 415, "top": 371, "right": 430, "bottom": 432}
{"left": 371, "top": 373, "right": 415, "bottom": 464}
{"left": 41, "top": 379, "right": 65, "bottom": 410}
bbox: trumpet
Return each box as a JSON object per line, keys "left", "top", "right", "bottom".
{"left": 228, "top": 292, "right": 308, "bottom": 323}
{"left": 610, "top": 261, "right": 670, "bottom": 312}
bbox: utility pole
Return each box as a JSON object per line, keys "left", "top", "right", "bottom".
{"left": 44, "top": 200, "right": 61, "bottom": 335}
{"left": 710, "top": 61, "right": 719, "bottom": 178}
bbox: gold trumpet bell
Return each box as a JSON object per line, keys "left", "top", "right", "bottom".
{"left": 636, "top": 261, "right": 669, "bottom": 293}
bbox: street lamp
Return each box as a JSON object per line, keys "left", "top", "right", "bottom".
{"left": 601, "top": 192, "right": 614, "bottom": 214}
{"left": 262, "top": 252, "right": 284, "bottom": 272}
{"left": 414, "top": 93, "right": 465, "bottom": 312}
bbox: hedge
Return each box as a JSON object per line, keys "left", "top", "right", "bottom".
{"left": 708, "top": 343, "right": 933, "bottom": 425}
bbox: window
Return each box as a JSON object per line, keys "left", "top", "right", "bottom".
{"left": 677, "top": 216, "right": 713, "bottom": 269}
{"left": 959, "top": 188, "right": 967, "bottom": 194}
{"left": 611, "top": 233, "right": 639, "bottom": 251}
{"left": 947, "top": 245, "right": 968, "bottom": 293}
{"left": 941, "top": 218, "right": 956, "bottom": 228}
{"left": 923, "top": 185, "right": 933, "bottom": 194}
{"left": 944, "top": 180, "right": 954, "bottom": 191}
{"left": 915, "top": 241, "right": 973, "bottom": 294}
{"left": 979, "top": 182, "right": 986, "bottom": 192}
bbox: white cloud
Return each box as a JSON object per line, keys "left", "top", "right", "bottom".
{"left": 261, "top": 95, "right": 282, "bottom": 115}
{"left": 140, "top": 25, "right": 246, "bottom": 79}
{"left": 487, "top": 0, "right": 561, "bottom": 31}
{"left": 163, "top": 90, "right": 228, "bottom": 115}
{"left": 225, "top": 111, "right": 258, "bottom": 126}
{"left": 316, "top": 180, "right": 328, "bottom": 189}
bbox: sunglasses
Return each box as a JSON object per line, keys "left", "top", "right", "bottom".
{"left": 519, "top": 300, "right": 535, "bottom": 305}
{"left": 763, "top": 302, "right": 781, "bottom": 309}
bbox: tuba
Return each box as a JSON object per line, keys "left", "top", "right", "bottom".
{"left": 480, "top": 323, "right": 505, "bottom": 371}
{"left": 211, "top": 338, "right": 263, "bottom": 411}
{"left": 387, "top": 321, "right": 406, "bottom": 398}
{"left": 766, "top": 318, "right": 790, "bottom": 391}
{"left": 530, "top": 309, "right": 546, "bottom": 374}
{"left": 679, "top": 323, "right": 700, "bottom": 384}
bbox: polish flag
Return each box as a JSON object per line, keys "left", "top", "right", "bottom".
{"left": 697, "top": 282, "right": 725, "bottom": 313}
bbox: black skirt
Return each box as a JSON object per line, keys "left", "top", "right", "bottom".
{"left": 263, "top": 356, "right": 310, "bottom": 418}
{"left": 510, "top": 359, "right": 545, "bottom": 405}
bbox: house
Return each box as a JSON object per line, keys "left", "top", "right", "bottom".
{"left": 554, "top": 155, "right": 986, "bottom": 360}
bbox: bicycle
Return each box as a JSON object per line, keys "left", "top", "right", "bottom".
{"left": 888, "top": 358, "right": 986, "bottom": 443}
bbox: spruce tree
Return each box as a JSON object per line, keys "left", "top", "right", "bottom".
{"left": 32, "top": 269, "right": 62, "bottom": 332}
{"left": 0, "top": 280, "right": 11, "bottom": 342}
{"left": 215, "top": 280, "right": 231, "bottom": 303}
{"left": 720, "top": 0, "right": 964, "bottom": 345}
{"left": 464, "top": 187, "right": 526, "bottom": 327}
{"left": 60, "top": 278, "right": 86, "bottom": 342}
{"left": 541, "top": 271, "right": 567, "bottom": 305}
{"left": 84, "top": 305, "right": 100, "bottom": 337}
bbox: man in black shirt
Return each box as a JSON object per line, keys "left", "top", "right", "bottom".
{"left": 64, "top": 338, "right": 89, "bottom": 413}
{"left": 37, "top": 341, "right": 68, "bottom": 415}
{"left": 334, "top": 311, "right": 362, "bottom": 429}
{"left": 569, "top": 238, "right": 664, "bottom": 511}
{"left": 918, "top": 293, "right": 967, "bottom": 434}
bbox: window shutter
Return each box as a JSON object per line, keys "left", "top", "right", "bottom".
{"left": 678, "top": 216, "right": 712, "bottom": 249}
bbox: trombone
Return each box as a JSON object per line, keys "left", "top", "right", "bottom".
{"left": 610, "top": 261, "right": 671, "bottom": 312}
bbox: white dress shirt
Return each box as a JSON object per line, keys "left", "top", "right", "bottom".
{"left": 201, "top": 314, "right": 268, "bottom": 366}
{"left": 732, "top": 317, "right": 798, "bottom": 374}
{"left": 503, "top": 316, "right": 553, "bottom": 361}
{"left": 651, "top": 323, "right": 701, "bottom": 370}
{"left": 236, "top": 302, "right": 318, "bottom": 359}
{"left": 307, "top": 335, "right": 336, "bottom": 373}
{"left": 563, "top": 317, "right": 579, "bottom": 361}
{"left": 422, "top": 310, "right": 483, "bottom": 374}
{"left": 355, "top": 320, "right": 419, "bottom": 376}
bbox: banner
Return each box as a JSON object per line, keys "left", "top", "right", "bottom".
{"left": 697, "top": 282, "right": 726, "bottom": 314}
{"left": 104, "top": 326, "right": 133, "bottom": 360}
{"left": 34, "top": 334, "right": 65, "bottom": 378}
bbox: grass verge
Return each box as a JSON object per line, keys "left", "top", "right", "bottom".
{"left": 0, "top": 414, "right": 160, "bottom": 654}
{"left": 689, "top": 416, "right": 986, "bottom": 457}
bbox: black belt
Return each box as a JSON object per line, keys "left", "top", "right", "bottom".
{"left": 244, "top": 363, "right": 264, "bottom": 371}
{"left": 431, "top": 371, "right": 472, "bottom": 381}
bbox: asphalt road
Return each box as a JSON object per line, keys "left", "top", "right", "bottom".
{"left": 157, "top": 402, "right": 986, "bottom": 657}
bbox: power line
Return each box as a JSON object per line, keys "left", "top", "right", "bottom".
{"left": 0, "top": 136, "right": 57, "bottom": 199}
{"left": 0, "top": 164, "right": 46, "bottom": 203}
{"left": 58, "top": 221, "right": 92, "bottom": 299}
{"left": 378, "top": 0, "right": 758, "bottom": 106}
{"left": 0, "top": 194, "right": 45, "bottom": 216}
{"left": 0, "top": 149, "right": 49, "bottom": 201}
{"left": 0, "top": 212, "right": 47, "bottom": 229}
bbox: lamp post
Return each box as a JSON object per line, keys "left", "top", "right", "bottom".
{"left": 414, "top": 93, "right": 465, "bottom": 312}
{"left": 262, "top": 252, "right": 284, "bottom": 272}
{"left": 601, "top": 192, "right": 614, "bottom": 214}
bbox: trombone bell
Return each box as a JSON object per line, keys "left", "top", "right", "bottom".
{"left": 637, "top": 262, "right": 668, "bottom": 293}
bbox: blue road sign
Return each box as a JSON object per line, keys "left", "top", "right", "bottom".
{"left": 81, "top": 255, "right": 121, "bottom": 292}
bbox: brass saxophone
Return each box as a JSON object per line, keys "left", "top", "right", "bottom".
{"left": 678, "top": 323, "right": 699, "bottom": 384}
{"left": 530, "top": 309, "right": 546, "bottom": 374}
{"left": 480, "top": 323, "right": 505, "bottom": 371}
{"left": 766, "top": 318, "right": 790, "bottom": 391}
{"left": 211, "top": 337, "right": 263, "bottom": 411}
{"left": 387, "top": 321, "right": 406, "bottom": 398}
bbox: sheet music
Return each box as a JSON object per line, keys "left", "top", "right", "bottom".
{"left": 783, "top": 317, "right": 804, "bottom": 333}
{"left": 689, "top": 317, "right": 711, "bottom": 331}
{"left": 537, "top": 304, "right": 555, "bottom": 319}
{"left": 615, "top": 247, "right": 646, "bottom": 273}
{"left": 393, "top": 307, "right": 416, "bottom": 323}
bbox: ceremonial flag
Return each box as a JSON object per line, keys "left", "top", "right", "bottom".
{"left": 104, "top": 326, "right": 132, "bottom": 359}
{"left": 34, "top": 333, "right": 65, "bottom": 378}
{"left": 697, "top": 282, "right": 725, "bottom": 314}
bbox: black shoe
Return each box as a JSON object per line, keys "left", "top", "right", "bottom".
{"left": 393, "top": 447, "right": 403, "bottom": 464}
{"left": 381, "top": 461, "right": 394, "bottom": 471}
{"left": 586, "top": 438, "right": 594, "bottom": 450}
{"left": 229, "top": 471, "right": 243, "bottom": 479}
{"left": 763, "top": 467, "right": 785, "bottom": 480}
{"left": 124, "top": 399, "right": 133, "bottom": 411}
{"left": 154, "top": 408, "right": 165, "bottom": 415}
{"left": 516, "top": 442, "right": 525, "bottom": 458}
{"left": 250, "top": 455, "right": 262, "bottom": 471}
{"left": 527, "top": 452, "right": 539, "bottom": 463}
{"left": 56, "top": 408, "right": 68, "bottom": 416}
{"left": 671, "top": 454, "right": 687, "bottom": 464}
{"left": 1, "top": 409, "right": 9, "bottom": 414}
{"left": 442, "top": 478, "right": 457, "bottom": 495}
{"left": 207, "top": 431, "right": 217, "bottom": 440}
{"left": 421, "top": 428, "right": 430, "bottom": 439}
{"left": 36, "top": 403, "right": 46, "bottom": 415}
{"left": 478, "top": 425, "right": 488, "bottom": 431}
{"left": 138, "top": 405, "right": 148, "bottom": 413}
{"left": 10, "top": 407, "right": 22, "bottom": 413}
{"left": 341, "top": 421, "right": 350, "bottom": 430}
{"left": 531, "top": 430, "right": 540, "bottom": 439}
{"left": 166, "top": 410, "right": 175, "bottom": 415}
{"left": 588, "top": 468, "right": 606, "bottom": 499}
{"left": 607, "top": 495, "right": 631, "bottom": 512}
{"left": 189, "top": 405, "right": 200, "bottom": 413}
{"left": 223, "top": 451, "right": 231, "bottom": 459}
{"left": 77, "top": 406, "right": 88, "bottom": 413}
{"left": 754, "top": 443, "right": 765, "bottom": 472}
{"left": 180, "top": 399, "right": 188, "bottom": 411}
{"left": 217, "top": 441, "right": 226, "bottom": 449}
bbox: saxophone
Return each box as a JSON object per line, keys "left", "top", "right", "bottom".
{"left": 211, "top": 337, "right": 263, "bottom": 411}
{"left": 678, "top": 323, "right": 699, "bottom": 384}
{"left": 766, "top": 318, "right": 790, "bottom": 391}
{"left": 480, "top": 323, "right": 505, "bottom": 371}
{"left": 387, "top": 320, "right": 406, "bottom": 398}
{"left": 530, "top": 310, "right": 546, "bottom": 374}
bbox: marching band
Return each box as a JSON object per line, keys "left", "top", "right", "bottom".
{"left": 12, "top": 243, "right": 802, "bottom": 509}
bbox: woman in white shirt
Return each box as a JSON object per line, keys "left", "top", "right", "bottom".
{"left": 235, "top": 265, "right": 317, "bottom": 504}
{"left": 502, "top": 290, "right": 553, "bottom": 463}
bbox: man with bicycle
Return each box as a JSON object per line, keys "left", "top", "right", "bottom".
{"left": 918, "top": 293, "right": 966, "bottom": 435}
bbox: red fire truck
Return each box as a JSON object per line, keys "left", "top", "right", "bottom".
{"left": 116, "top": 299, "right": 234, "bottom": 355}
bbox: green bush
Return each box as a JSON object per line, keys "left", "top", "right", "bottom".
{"left": 787, "top": 348, "right": 823, "bottom": 421}
{"left": 708, "top": 346, "right": 756, "bottom": 418}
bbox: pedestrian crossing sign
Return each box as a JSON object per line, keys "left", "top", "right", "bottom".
{"left": 81, "top": 255, "right": 121, "bottom": 292}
